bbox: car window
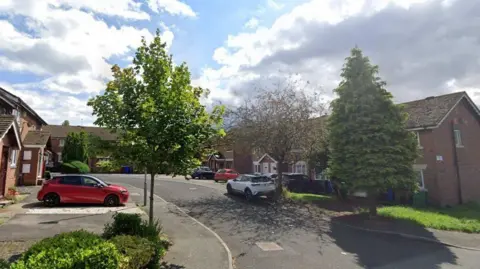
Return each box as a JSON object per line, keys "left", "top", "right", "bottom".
{"left": 59, "top": 176, "right": 82, "bottom": 185}
{"left": 82, "top": 177, "right": 99, "bottom": 187}
{"left": 240, "top": 176, "right": 250, "bottom": 182}
{"left": 217, "top": 169, "right": 226, "bottom": 173}
{"left": 303, "top": 175, "right": 310, "bottom": 180}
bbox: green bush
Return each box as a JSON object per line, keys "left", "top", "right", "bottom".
{"left": 96, "top": 160, "right": 120, "bottom": 173}
{"left": 0, "top": 259, "right": 9, "bottom": 269}
{"left": 103, "top": 213, "right": 172, "bottom": 268}
{"left": 10, "top": 230, "right": 120, "bottom": 269}
{"left": 110, "top": 235, "right": 155, "bottom": 269}
{"left": 43, "top": 171, "right": 51, "bottom": 180}
{"left": 60, "top": 160, "right": 90, "bottom": 174}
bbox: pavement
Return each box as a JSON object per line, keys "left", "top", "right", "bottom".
{"left": 99, "top": 174, "right": 480, "bottom": 269}
{"left": 120, "top": 182, "right": 230, "bottom": 269}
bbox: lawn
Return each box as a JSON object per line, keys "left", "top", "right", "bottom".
{"left": 285, "top": 191, "right": 334, "bottom": 203}
{"left": 378, "top": 203, "right": 480, "bottom": 233}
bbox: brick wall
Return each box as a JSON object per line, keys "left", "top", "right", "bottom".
{"left": 419, "top": 98, "right": 480, "bottom": 206}
{"left": 0, "top": 134, "right": 19, "bottom": 195}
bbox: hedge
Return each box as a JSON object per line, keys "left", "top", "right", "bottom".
{"left": 10, "top": 230, "right": 120, "bottom": 269}
{"left": 60, "top": 160, "right": 90, "bottom": 174}
{"left": 110, "top": 235, "right": 155, "bottom": 269}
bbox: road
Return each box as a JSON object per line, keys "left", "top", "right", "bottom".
{"left": 101, "top": 174, "right": 479, "bottom": 269}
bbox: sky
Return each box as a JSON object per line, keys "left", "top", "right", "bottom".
{"left": 0, "top": 0, "right": 479, "bottom": 125}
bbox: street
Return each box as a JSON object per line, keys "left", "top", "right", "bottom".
{"left": 100, "top": 174, "right": 479, "bottom": 269}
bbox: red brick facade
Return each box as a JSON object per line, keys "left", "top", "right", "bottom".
{"left": 418, "top": 98, "right": 480, "bottom": 206}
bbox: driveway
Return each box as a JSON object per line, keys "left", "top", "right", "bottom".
{"left": 102, "top": 174, "right": 480, "bottom": 269}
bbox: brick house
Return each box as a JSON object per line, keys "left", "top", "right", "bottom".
{"left": 0, "top": 87, "right": 50, "bottom": 194}
{"left": 42, "top": 125, "right": 117, "bottom": 169}
{"left": 404, "top": 91, "right": 480, "bottom": 206}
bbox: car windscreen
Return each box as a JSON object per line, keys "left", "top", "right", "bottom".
{"left": 88, "top": 176, "right": 109, "bottom": 186}
{"left": 250, "top": 176, "right": 270, "bottom": 182}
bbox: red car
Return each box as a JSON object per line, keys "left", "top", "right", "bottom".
{"left": 214, "top": 169, "right": 239, "bottom": 182}
{"left": 37, "top": 175, "right": 129, "bottom": 207}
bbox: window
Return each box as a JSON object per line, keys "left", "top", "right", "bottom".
{"left": 22, "top": 164, "right": 31, "bottom": 173}
{"left": 59, "top": 139, "right": 65, "bottom": 147}
{"left": 416, "top": 131, "right": 422, "bottom": 148}
{"left": 23, "top": 150, "right": 32, "bottom": 160}
{"left": 82, "top": 177, "right": 100, "bottom": 187}
{"left": 59, "top": 176, "right": 82, "bottom": 185}
{"left": 57, "top": 153, "right": 62, "bottom": 162}
{"left": 294, "top": 161, "right": 307, "bottom": 175}
{"left": 454, "top": 129, "right": 463, "bottom": 147}
{"left": 254, "top": 164, "right": 261, "bottom": 173}
{"left": 217, "top": 169, "right": 226, "bottom": 173}
{"left": 10, "top": 150, "right": 17, "bottom": 167}
{"left": 416, "top": 170, "right": 425, "bottom": 189}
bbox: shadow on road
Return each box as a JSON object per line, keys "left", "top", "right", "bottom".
{"left": 21, "top": 202, "right": 127, "bottom": 209}
{"left": 172, "top": 192, "right": 331, "bottom": 242}
{"left": 328, "top": 214, "right": 458, "bottom": 268}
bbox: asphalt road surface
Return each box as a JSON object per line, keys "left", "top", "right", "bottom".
{"left": 100, "top": 174, "right": 479, "bottom": 269}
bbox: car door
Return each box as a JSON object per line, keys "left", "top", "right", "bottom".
{"left": 215, "top": 169, "right": 226, "bottom": 180}
{"left": 231, "top": 175, "right": 245, "bottom": 192}
{"left": 57, "top": 176, "right": 83, "bottom": 203}
{"left": 78, "top": 176, "right": 106, "bottom": 204}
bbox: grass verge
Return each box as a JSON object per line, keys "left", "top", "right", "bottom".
{"left": 378, "top": 203, "right": 480, "bottom": 233}
{"left": 284, "top": 190, "right": 334, "bottom": 203}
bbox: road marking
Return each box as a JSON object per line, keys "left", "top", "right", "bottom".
{"left": 26, "top": 206, "right": 143, "bottom": 215}
{"left": 189, "top": 187, "right": 197, "bottom": 190}
{"left": 120, "top": 182, "right": 234, "bottom": 269}
{"left": 255, "top": 242, "right": 283, "bottom": 251}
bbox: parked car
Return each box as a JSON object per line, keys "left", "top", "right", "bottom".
{"left": 214, "top": 169, "right": 239, "bottom": 182}
{"left": 191, "top": 166, "right": 215, "bottom": 179}
{"left": 226, "top": 174, "right": 275, "bottom": 201}
{"left": 37, "top": 174, "right": 129, "bottom": 207}
{"left": 283, "top": 173, "right": 327, "bottom": 194}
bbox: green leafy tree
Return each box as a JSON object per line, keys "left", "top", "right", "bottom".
{"left": 88, "top": 30, "right": 224, "bottom": 224}
{"left": 62, "top": 131, "right": 89, "bottom": 163}
{"left": 61, "top": 120, "right": 70, "bottom": 126}
{"left": 328, "top": 47, "right": 418, "bottom": 216}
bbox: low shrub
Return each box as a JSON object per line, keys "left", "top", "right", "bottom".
{"left": 95, "top": 160, "right": 120, "bottom": 173}
{"left": 10, "top": 230, "right": 120, "bottom": 269}
{"left": 43, "top": 171, "right": 51, "bottom": 180}
{"left": 60, "top": 160, "right": 90, "bottom": 174}
{"left": 0, "top": 259, "right": 9, "bottom": 269}
{"left": 110, "top": 235, "right": 155, "bottom": 269}
{"left": 103, "top": 213, "right": 172, "bottom": 268}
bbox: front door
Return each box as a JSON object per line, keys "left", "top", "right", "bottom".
{"left": 262, "top": 163, "right": 269, "bottom": 174}
{"left": 0, "top": 147, "right": 8, "bottom": 196}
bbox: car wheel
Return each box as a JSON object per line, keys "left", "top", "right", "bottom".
{"left": 43, "top": 193, "right": 60, "bottom": 207}
{"left": 244, "top": 188, "right": 253, "bottom": 201}
{"left": 227, "top": 184, "right": 233, "bottom": 195}
{"left": 104, "top": 194, "right": 119, "bottom": 207}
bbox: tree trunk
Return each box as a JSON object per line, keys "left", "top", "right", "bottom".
{"left": 368, "top": 193, "right": 377, "bottom": 217}
{"left": 149, "top": 173, "right": 155, "bottom": 225}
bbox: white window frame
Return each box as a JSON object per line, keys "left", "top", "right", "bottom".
{"left": 416, "top": 169, "right": 426, "bottom": 190}
{"left": 454, "top": 129, "right": 463, "bottom": 147}
{"left": 293, "top": 161, "right": 307, "bottom": 175}
{"left": 23, "top": 150, "right": 32, "bottom": 161}
{"left": 59, "top": 139, "right": 65, "bottom": 147}
{"left": 253, "top": 162, "right": 261, "bottom": 173}
{"left": 416, "top": 131, "right": 422, "bottom": 148}
{"left": 57, "top": 152, "right": 63, "bottom": 163}
{"left": 10, "top": 149, "right": 17, "bottom": 167}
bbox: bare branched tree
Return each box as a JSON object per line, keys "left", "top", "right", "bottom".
{"left": 228, "top": 76, "right": 328, "bottom": 194}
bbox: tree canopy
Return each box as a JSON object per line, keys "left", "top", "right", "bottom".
{"left": 328, "top": 47, "right": 418, "bottom": 215}
{"left": 87, "top": 30, "right": 224, "bottom": 223}
{"left": 62, "top": 131, "right": 89, "bottom": 163}
{"left": 61, "top": 120, "right": 70, "bottom": 126}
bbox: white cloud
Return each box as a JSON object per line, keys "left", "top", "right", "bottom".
{"left": 244, "top": 18, "right": 260, "bottom": 29}
{"left": 195, "top": 0, "right": 475, "bottom": 106}
{"left": 147, "top": 0, "right": 196, "bottom": 17}
{"left": 0, "top": 0, "right": 179, "bottom": 125}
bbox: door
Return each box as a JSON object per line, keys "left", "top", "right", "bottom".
{"left": 231, "top": 175, "right": 245, "bottom": 192}
{"left": 78, "top": 176, "right": 105, "bottom": 203}
{"left": 0, "top": 147, "right": 9, "bottom": 197}
{"left": 57, "top": 176, "right": 83, "bottom": 203}
{"left": 215, "top": 169, "right": 226, "bottom": 180}
{"left": 262, "top": 163, "right": 269, "bottom": 174}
